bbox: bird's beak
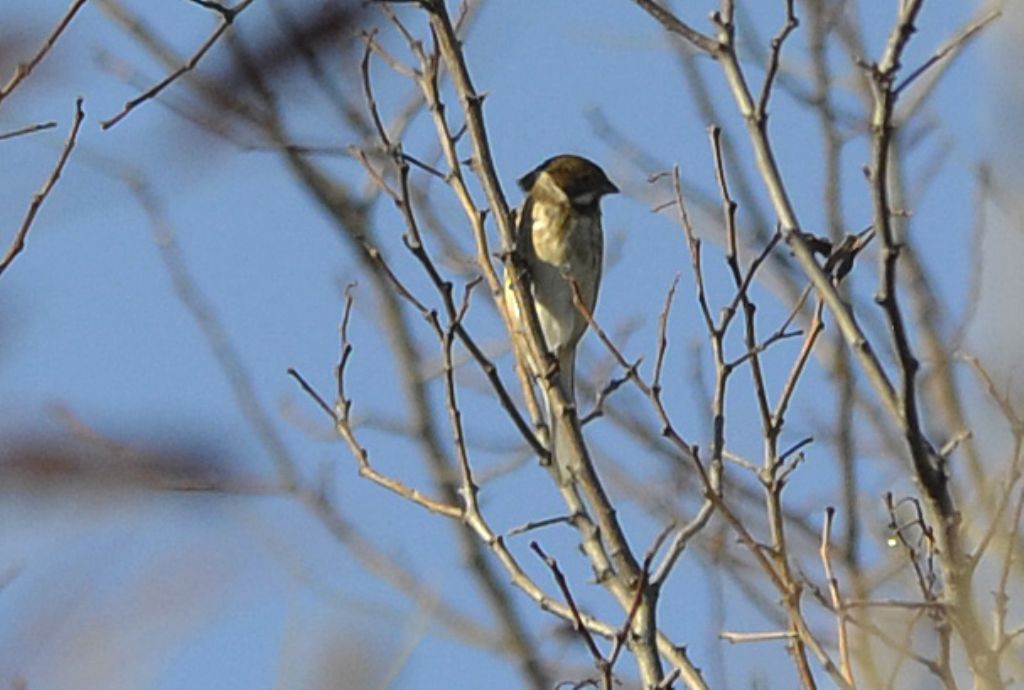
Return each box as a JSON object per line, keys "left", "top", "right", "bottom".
{"left": 603, "top": 179, "right": 620, "bottom": 195}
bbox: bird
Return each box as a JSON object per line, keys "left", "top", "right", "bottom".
{"left": 823, "top": 225, "right": 875, "bottom": 283}
{"left": 504, "top": 154, "right": 618, "bottom": 468}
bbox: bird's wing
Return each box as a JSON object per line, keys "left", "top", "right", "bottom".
{"left": 515, "top": 196, "right": 535, "bottom": 262}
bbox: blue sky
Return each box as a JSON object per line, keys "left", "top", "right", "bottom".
{"left": 0, "top": 1, "right": 1010, "bottom": 689}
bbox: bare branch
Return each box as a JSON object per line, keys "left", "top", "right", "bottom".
{"left": 628, "top": 0, "right": 718, "bottom": 54}
{"left": 755, "top": 0, "right": 799, "bottom": 120}
{"left": 0, "top": 98, "right": 85, "bottom": 279}
{"left": 101, "top": 0, "right": 257, "bottom": 129}
{"left": 820, "top": 507, "right": 854, "bottom": 687}
{"left": 893, "top": 6, "right": 1002, "bottom": 97}
{"left": 290, "top": 293, "right": 462, "bottom": 519}
{"left": 0, "top": 121, "right": 58, "bottom": 142}
{"left": 530, "top": 542, "right": 607, "bottom": 672}
{"left": 0, "top": 0, "right": 88, "bottom": 103}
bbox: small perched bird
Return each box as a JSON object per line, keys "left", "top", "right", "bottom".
{"left": 823, "top": 226, "right": 875, "bottom": 283}
{"left": 504, "top": 154, "right": 618, "bottom": 465}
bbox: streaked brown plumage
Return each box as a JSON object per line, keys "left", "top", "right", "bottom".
{"left": 504, "top": 154, "right": 618, "bottom": 463}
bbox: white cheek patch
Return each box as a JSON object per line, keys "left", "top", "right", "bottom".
{"left": 571, "top": 191, "right": 597, "bottom": 207}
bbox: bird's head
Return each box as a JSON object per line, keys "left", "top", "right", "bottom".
{"left": 518, "top": 155, "right": 619, "bottom": 209}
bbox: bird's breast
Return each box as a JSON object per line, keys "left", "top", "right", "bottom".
{"left": 530, "top": 202, "right": 602, "bottom": 276}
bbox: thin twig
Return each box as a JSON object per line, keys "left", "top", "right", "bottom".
{"left": 820, "top": 507, "right": 854, "bottom": 686}
{"left": 505, "top": 515, "right": 575, "bottom": 538}
{"left": 754, "top": 0, "right": 798, "bottom": 120}
{"left": 531, "top": 542, "right": 607, "bottom": 666}
{"left": 893, "top": 7, "right": 1002, "bottom": 96}
{"left": 0, "top": 0, "right": 88, "bottom": 103}
{"left": 102, "top": 0, "right": 257, "bottom": 129}
{"left": 720, "top": 630, "right": 797, "bottom": 644}
{"left": 0, "top": 121, "right": 58, "bottom": 141}
{"left": 0, "top": 98, "right": 85, "bottom": 279}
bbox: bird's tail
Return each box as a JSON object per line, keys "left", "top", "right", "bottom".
{"left": 546, "top": 348, "right": 578, "bottom": 478}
